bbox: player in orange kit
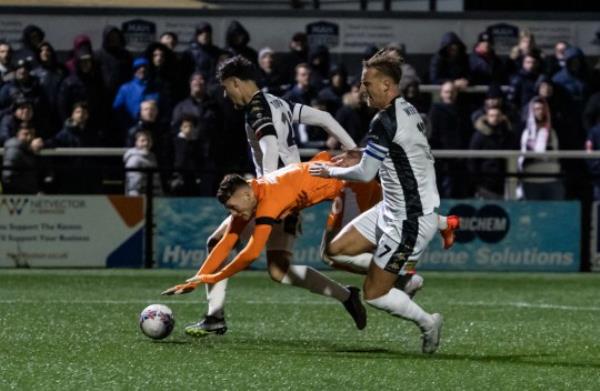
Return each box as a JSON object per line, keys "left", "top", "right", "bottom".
{"left": 162, "top": 154, "right": 369, "bottom": 329}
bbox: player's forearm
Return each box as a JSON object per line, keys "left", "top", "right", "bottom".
{"left": 259, "top": 135, "right": 280, "bottom": 174}
{"left": 328, "top": 154, "right": 381, "bottom": 182}
{"left": 297, "top": 105, "right": 357, "bottom": 150}
{"left": 197, "top": 233, "right": 238, "bottom": 275}
{"left": 200, "top": 225, "right": 272, "bottom": 284}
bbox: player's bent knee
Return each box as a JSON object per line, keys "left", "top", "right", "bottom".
{"left": 266, "top": 251, "right": 292, "bottom": 283}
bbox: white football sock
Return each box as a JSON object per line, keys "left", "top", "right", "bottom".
{"left": 205, "top": 279, "right": 227, "bottom": 318}
{"left": 280, "top": 265, "right": 350, "bottom": 302}
{"left": 437, "top": 215, "right": 448, "bottom": 230}
{"left": 325, "top": 252, "right": 371, "bottom": 273}
{"left": 365, "top": 288, "right": 433, "bottom": 328}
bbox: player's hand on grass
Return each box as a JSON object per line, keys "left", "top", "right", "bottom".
{"left": 160, "top": 281, "right": 199, "bottom": 295}
{"left": 309, "top": 162, "right": 331, "bottom": 178}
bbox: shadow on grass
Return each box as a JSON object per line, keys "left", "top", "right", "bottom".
{"left": 185, "top": 336, "right": 600, "bottom": 370}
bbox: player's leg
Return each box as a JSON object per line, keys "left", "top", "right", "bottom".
{"left": 323, "top": 206, "right": 378, "bottom": 272}
{"left": 324, "top": 203, "right": 425, "bottom": 297}
{"left": 265, "top": 216, "right": 367, "bottom": 330}
{"left": 363, "top": 214, "right": 443, "bottom": 354}
{"left": 266, "top": 249, "right": 366, "bottom": 330}
{"left": 185, "top": 215, "right": 242, "bottom": 337}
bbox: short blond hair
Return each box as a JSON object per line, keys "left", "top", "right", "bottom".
{"left": 363, "top": 48, "right": 403, "bottom": 84}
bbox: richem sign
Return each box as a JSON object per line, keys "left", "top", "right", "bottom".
{"left": 420, "top": 200, "right": 580, "bottom": 272}
{"left": 155, "top": 198, "right": 580, "bottom": 272}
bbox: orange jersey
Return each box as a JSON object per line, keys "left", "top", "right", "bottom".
{"left": 251, "top": 161, "right": 345, "bottom": 224}
{"left": 196, "top": 152, "right": 347, "bottom": 284}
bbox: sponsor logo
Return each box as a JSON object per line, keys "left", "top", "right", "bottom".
{"left": 122, "top": 19, "right": 156, "bottom": 50}
{"left": 306, "top": 21, "right": 339, "bottom": 48}
{"left": 0, "top": 197, "right": 29, "bottom": 215}
{"left": 449, "top": 203, "right": 510, "bottom": 244}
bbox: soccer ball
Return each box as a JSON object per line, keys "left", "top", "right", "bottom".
{"left": 139, "top": 304, "right": 175, "bottom": 340}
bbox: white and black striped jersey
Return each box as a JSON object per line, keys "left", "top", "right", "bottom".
{"left": 244, "top": 91, "right": 301, "bottom": 177}
{"left": 365, "top": 96, "right": 440, "bottom": 229}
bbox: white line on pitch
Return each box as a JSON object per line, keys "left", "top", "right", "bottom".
{"left": 0, "top": 299, "right": 599, "bottom": 311}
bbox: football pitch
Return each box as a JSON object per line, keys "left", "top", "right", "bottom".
{"left": 1, "top": 269, "right": 600, "bottom": 390}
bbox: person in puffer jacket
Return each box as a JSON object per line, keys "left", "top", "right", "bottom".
{"left": 124, "top": 130, "right": 162, "bottom": 196}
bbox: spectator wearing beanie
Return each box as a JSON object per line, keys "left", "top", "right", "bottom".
{"left": 113, "top": 57, "right": 159, "bottom": 135}
{"left": 469, "top": 31, "right": 506, "bottom": 85}
{"left": 257, "top": 47, "right": 286, "bottom": 95}
{"left": 182, "top": 22, "right": 222, "bottom": 83}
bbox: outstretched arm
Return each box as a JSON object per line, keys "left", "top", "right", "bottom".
{"left": 310, "top": 142, "right": 384, "bottom": 182}
{"left": 161, "top": 217, "right": 247, "bottom": 295}
{"left": 190, "top": 224, "right": 273, "bottom": 284}
{"left": 294, "top": 104, "right": 357, "bottom": 150}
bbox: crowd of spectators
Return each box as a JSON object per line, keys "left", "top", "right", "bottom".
{"left": 2, "top": 21, "right": 600, "bottom": 200}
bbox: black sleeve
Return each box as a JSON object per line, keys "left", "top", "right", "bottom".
{"left": 366, "top": 111, "right": 395, "bottom": 149}
{"left": 246, "top": 93, "right": 277, "bottom": 140}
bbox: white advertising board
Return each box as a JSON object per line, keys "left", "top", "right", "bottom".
{"left": 0, "top": 195, "right": 144, "bottom": 267}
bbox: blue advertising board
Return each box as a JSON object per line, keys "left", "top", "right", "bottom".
{"left": 154, "top": 198, "right": 581, "bottom": 272}
{"left": 420, "top": 200, "right": 581, "bottom": 272}
{"left": 154, "top": 197, "right": 331, "bottom": 270}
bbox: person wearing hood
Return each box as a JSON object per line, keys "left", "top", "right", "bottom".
{"left": 144, "top": 42, "right": 178, "bottom": 110}
{"left": 182, "top": 22, "right": 222, "bottom": 83}
{"left": 65, "top": 34, "right": 93, "bottom": 74}
{"left": 32, "top": 42, "right": 67, "bottom": 131}
{"left": 508, "top": 53, "right": 542, "bottom": 111}
{"left": 429, "top": 32, "right": 469, "bottom": 88}
{"left": 518, "top": 97, "right": 563, "bottom": 200}
{"left": 58, "top": 48, "right": 107, "bottom": 132}
{"left": 0, "top": 58, "right": 49, "bottom": 136}
{"left": 96, "top": 26, "right": 132, "bottom": 102}
{"left": 0, "top": 98, "right": 35, "bottom": 145}
{"left": 469, "top": 32, "right": 506, "bottom": 86}
{"left": 401, "top": 79, "right": 431, "bottom": 115}
{"left": 468, "top": 106, "right": 517, "bottom": 199}
{"left": 280, "top": 32, "right": 308, "bottom": 85}
{"left": 317, "top": 65, "right": 349, "bottom": 115}
{"left": 308, "top": 44, "right": 330, "bottom": 90}
{"left": 14, "top": 25, "right": 45, "bottom": 65}
{"left": 112, "top": 57, "right": 160, "bottom": 135}
{"left": 552, "top": 46, "right": 589, "bottom": 111}
{"left": 2, "top": 124, "right": 43, "bottom": 194}
{"left": 225, "top": 20, "right": 258, "bottom": 66}
{"left": 124, "top": 130, "right": 162, "bottom": 196}
{"left": 545, "top": 41, "right": 568, "bottom": 77}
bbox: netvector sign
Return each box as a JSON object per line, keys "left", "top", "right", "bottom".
{"left": 421, "top": 200, "right": 580, "bottom": 272}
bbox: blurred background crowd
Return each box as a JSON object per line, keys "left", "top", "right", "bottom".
{"left": 2, "top": 21, "right": 600, "bottom": 200}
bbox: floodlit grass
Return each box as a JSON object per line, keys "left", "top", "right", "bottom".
{"left": 1, "top": 269, "right": 600, "bottom": 390}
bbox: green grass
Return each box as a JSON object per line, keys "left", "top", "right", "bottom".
{"left": 1, "top": 270, "right": 600, "bottom": 390}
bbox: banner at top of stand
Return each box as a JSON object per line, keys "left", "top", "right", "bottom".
{"left": 0, "top": 14, "right": 597, "bottom": 55}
